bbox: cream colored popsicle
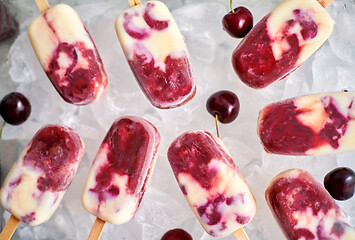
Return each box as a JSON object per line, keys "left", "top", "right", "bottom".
{"left": 265, "top": 169, "right": 355, "bottom": 240}
{"left": 0, "top": 125, "right": 85, "bottom": 238}
{"left": 232, "top": 0, "right": 333, "bottom": 88}
{"left": 82, "top": 116, "right": 160, "bottom": 239}
{"left": 28, "top": 3, "right": 108, "bottom": 105}
{"left": 115, "top": 1, "right": 196, "bottom": 109}
{"left": 167, "top": 131, "right": 256, "bottom": 237}
{"left": 257, "top": 92, "right": 355, "bottom": 156}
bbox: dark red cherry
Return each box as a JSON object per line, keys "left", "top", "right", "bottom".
{"left": 206, "top": 90, "right": 240, "bottom": 124}
{"left": 324, "top": 167, "right": 355, "bottom": 201}
{"left": 222, "top": 6, "right": 253, "bottom": 38}
{"left": 161, "top": 229, "right": 192, "bottom": 240}
{"left": 0, "top": 2, "right": 18, "bottom": 41}
{"left": 0, "top": 92, "right": 31, "bottom": 125}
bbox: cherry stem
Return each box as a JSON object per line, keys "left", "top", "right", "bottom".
{"left": 0, "top": 121, "right": 5, "bottom": 138}
{"left": 215, "top": 114, "right": 220, "bottom": 138}
{"left": 230, "top": 0, "right": 234, "bottom": 13}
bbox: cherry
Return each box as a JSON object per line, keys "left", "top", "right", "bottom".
{"left": 206, "top": 90, "right": 240, "bottom": 124}
{"left": 324, "top": 167, "right": 355, "bottom": 201}
{"left": 222, "top": 1, "right": 253, "bottom": 38}
{"left": 161, "top": 229, "right": 192, "bottom": 240}
{"left": 0, "top": 1, "right": 18, "bottom": 41}
{"left": 0, "top": 92, "right": 31, "bottom": 125}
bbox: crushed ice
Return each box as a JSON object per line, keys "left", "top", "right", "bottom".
{"left": 0, "top": 0, "right": 354, "bottom": 239}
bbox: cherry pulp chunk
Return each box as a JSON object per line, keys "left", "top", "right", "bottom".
{"left": 168, "top": 131, "right": 236, "bottom": 190}
{"left": 46, "top": 41, "right": 107, "bottom": 105}
{"left": 266, "top": 169, "right": 353, "bottom": 240}
{"left": 232, "top": 9, "right": 318, "bottom": 89}
{"left": 24, "top": 125, "right": 84, "bottom": 192}
{"left": 128, "top": 51, "right": 195, "bottom": 109}
{"left": 89, "top": 117, "right": 160, "bottom": 204}
{"left": 258, "top": 96, "right": 350, "bottom": 155}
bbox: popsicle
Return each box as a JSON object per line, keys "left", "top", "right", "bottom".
{"left": 0, "top": 125, "right": 85, "bottom": 239}
{"left": 265, "top": 169, "right": 355, "bottom": 240}
{"left": 167, "top": 130, "right": 257, "bottom": 238}
{"left": 232, "top": 0, "right": 334, "bottom": 89}
{"left": 81, "top": 116, "right": 160, "bottom": 239}
{"left": 257, "top": 92, "right": 355, "bottom": 156}
{"left": 115, "top": 0, "right": 196, "bottom": 109}
{"left": 28, "top": 0, "right": 108, "bottom": 105}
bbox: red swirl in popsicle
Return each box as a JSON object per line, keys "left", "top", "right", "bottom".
{"left": 232, "top": 0, "right": 333, "bottom": 89}
{"left": 28, "top": 4, "right": 108, "bottom": 105}
{"left": 115, "top": 1, "right": 196, "bottom": 109}
{"left": 257, "top": 92, "right": 355, "bottom": 155}
{"left": 82, "top": 116, "right": 160, "bottom": 225}
{"left": 0, "top": 125, "right": 85, "bottom": 226}
{"left": 167, "top": 131, "right": 256, "bottom": 237}
{"left": 266, "top": 169, "right": 355, "bottom": 240}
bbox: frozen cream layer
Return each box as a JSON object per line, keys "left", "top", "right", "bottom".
{"left": 115, "top": 1, "right": 195, "bottom": 109}
{"left": 82, "top": 116, "right": 160, "bottom": 224}
{"left": 266, "top": 169, "right": 355, "bottom": 240}
{"left": 258, "top": 92, "right": 355, "bottom": 155}
{"left": 167, "top": 131, "right": 256, "bottom": 237}
{"left": 232, "top": 0, "right": 333, "bottom": 89}
{"left": 0, "top": 125, "right": 85, "bottom": 226}
{"left": 28, "top": 4, "right": 107, "bottom": 105}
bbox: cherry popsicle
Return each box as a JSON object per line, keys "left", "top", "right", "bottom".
{"left": 167, "top": 131, "right": 256, "bottom": 239}
{"left": 196, "top": 90, "right": 251, "bottom": 239}
{"left": 232, "top": 0, "right": 334, "bottom": 89}
{"left": 81, "top": 116, "right": 160, "bottom": 240}
{"left": 257, "top": 92, "right": 355, "bottom": 156}
{"left": 115, "top": 0, "right": 196, "bottom": 109}
{"left": 28, "top": 0, "right": 108, "bottom": 105}
{"left": 265, "top": 169, "right": 355, "bottom": 240}
{"left": 0, "top": 125, "right": 85, "bottom": 239}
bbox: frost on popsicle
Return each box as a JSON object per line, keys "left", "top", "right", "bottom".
{"left": 115, "top": 1, "right": 196, "bottom": 109}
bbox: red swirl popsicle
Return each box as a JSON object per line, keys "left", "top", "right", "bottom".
{"left": 232, "top": 0, "right": 333, "bottom": 89}
{"left": 257, "top": 92, "right": 355, "bottom": 155}
{"left": 168, "top": 131, "right": 256, "bottom": 238}
{"left": 28, "top": 1, "right": 108, "bottom": 105}
{"left": 82, "top": 116, "right": 160, "bottom": 240}
{"left": 266, "top": 169, "right": 355, "bottom": 240}
{"left": 0, "top": 125, "right": 85, "bottom": 239}
{"left": 115, "top": 1, "right": 196, "bottom": 109}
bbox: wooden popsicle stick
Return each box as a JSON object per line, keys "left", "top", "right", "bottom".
{"left": 317, "top": 0, "right": 334, "bottom": 8}
{"left": 35, "top": 0, "right": 50, "bottom": 13}
{"left": 0, "top": 215, "right": 20, "bottom": 240}
{"left": 87, "top": 217, "right": 106, "bottom": 240}
{"left": 233, "top": 228, "right": 250, "bottom": 240}
{"left": 128, "top": 0, "right": 141, "bottom": 7}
